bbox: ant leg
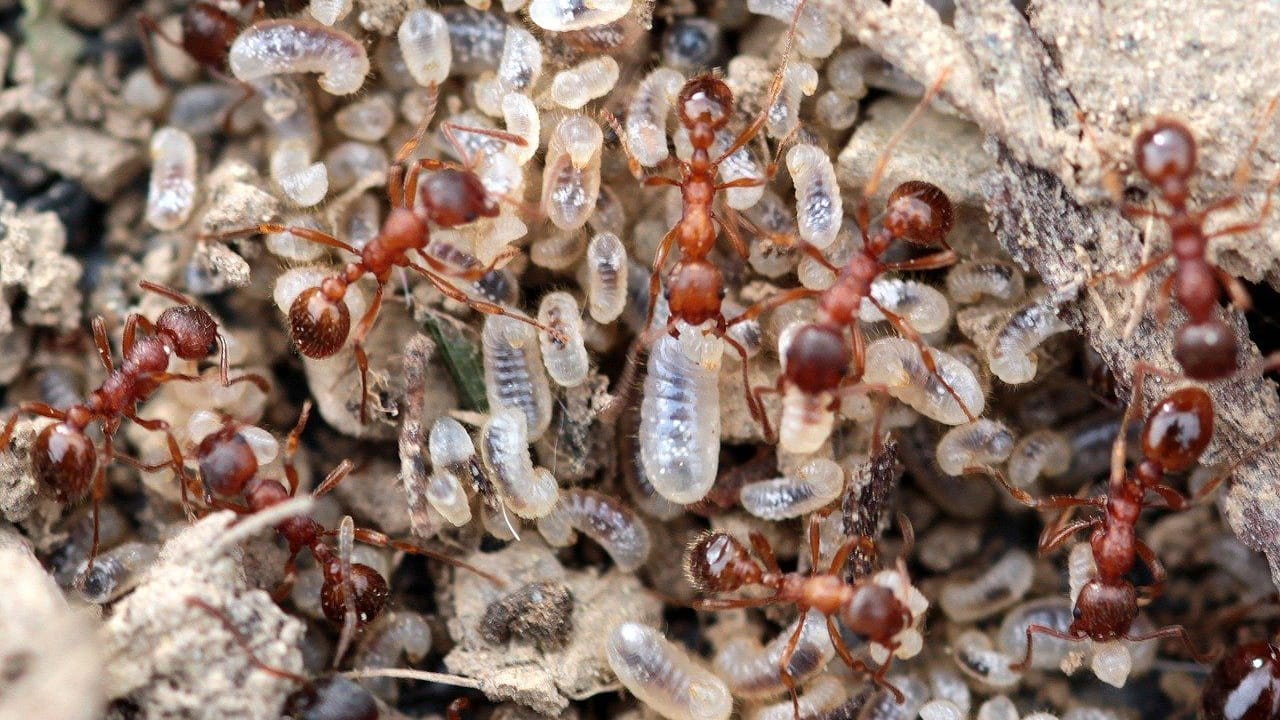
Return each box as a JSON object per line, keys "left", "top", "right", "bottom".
{"left": 748, "top": 531, "right": 782, "bottom": 576}
{"left": 598, "top": 109, "right": 674, "bottom": 182}
{"left": 597, "top": 320, "right": 674, "bottom": 425}
{"left": 806, "top": 510, "right": 829, "bottom": 569}
{"left": 127, "top": 412, "right": 198, "bottom": 518}
{"left": 1204, "top": 166, "right": 1280, "bottom": 239}
{"left": 692, "top": 595, "right": 782, "bottom": 610}
{"left": 441, "top": 122, "right": 527, "bottom": 172}
{"left": 272, "top": 550, "right": 302, "bottom": 603}
{"left": 406, "top": 262, "right": 561, "bottom": 339}
{"left": 716, "top": 207, "right": 752, "bottom": 260}
{"left": 349, "top": 282, "right": 387, "bottom": 424}
{"left": 0, "top": 413, "right": 18, "bottom": 451}
{"left": 186, "top": 598, "right": 308, "bottom": 683}
{"left": 1227, "top": 95, "right": 1280, "bottom": 193}
{"left": 1038, "top": 517, "right": 1100, "bottom": 555}
{"left": 86, "top": 433, "right": 111, "bottom": 575}
{"left": 1213, "top": 266, "right": 1254, "bottom": 311}
{"left": 881, "top": 248, "right": 959, "bottom": 273}
{"left": 718, "top": 328, "right": 771, "bottom": 438}
{"left": 775, "top": 611, "right": 807, "bottom": 720}
{"left": 349, "top": 527, "right": 506, "bottom": 586}
{"left": 200, "top": 224, "right": 360, "bottom": 255}
{"left": 752, "top": 380, "right": 784, "bottom": 444}
{"left": 1009, "top": 624, "right": 1084, "bottom": 672}
{"left": 1123, "top": 625, "right": 1217, "bottom": 664}
{"left": 645, "top": 224, "right": 681, "bottom": 331}
{"left": 313, "top": 459, "right": 356, "bottom": 498}
{"left": 867, "top": 294, "right": 975, "bottom": 422}
{"left": 215, "top": 334, "right": 272, "bottom": 394}
{"left": 135, "top": 13, "right": 179, "bottom": 85}
{"left": 727, "top": 287, "right": 821, "bottom": 327}
{"left": 1134, "top": 539, "right": 1167, "bottom": 603}
{"left": 121, "top": 314, "right": 155, "bottom": 356}
{"left": 139, "top": 280, "right": 197, "bottom": 306}
{"left": 91, "top": 317, "right": 115, "bottom": 373}
{"left": 18, "top": 401, "right": 68, "bottom": 421}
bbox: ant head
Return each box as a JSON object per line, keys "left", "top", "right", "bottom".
{"left": 665, "top": 260, "right": 725, "bottom": 326}
{"left": 289, "top": 283, "right": 351, "bottom": 359}
{"left": 180, "top": 3, "right": 241, "bottom": 71}
{"left": 1134, "top": 119, "right": 1196, "bottom": 204}
{"left": 320, "top": 562, "right": 390, "bottom": 627}
{"left": 883, "top": 181, "right": 954, "bottom": 246}
{"left": 1174, "top": 318, "right": 1238, "bottom": 381}
{"left": 285, "top": 676, "right": 378, "bottom": 720}
{"left": 197, "top": 424, "right": 259, "bottom": 497}
{"left": 784, "top": 323, "right": 850, "bottom": 394}
{"left": 421, "top": 169, "right": 498, "bottom": 228}
{"left": 1201, "top": 642, "right": 1280, "bottom": 720}
{"left": 1070, "top": 579, "right": 1136, "bottom": 640}
{"left": 157, "top": 305, "right": 219, "bottom": 360}
{"left": 683, "top": 532, "right": 763, "bottom": 593}
{"left": 32, "top": 423, "right": 96, "bottom": 503}
{"left": 839, "top": 584, "right": 908, "bottom": 642}
{"left": 1141, "top": 386, "right": 1214, "bottom": 473}
{"left": 677, "top": 76, "right": 734, "bottom": 133}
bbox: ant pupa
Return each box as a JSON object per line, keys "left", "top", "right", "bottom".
{"left": 146, "top": 127, "right": 198, "bottom": 231}
{"left": 536, "top": 488, "right": 651, "bottom": 572}
{"left": 739, "top": 457, "right": 844, "bottom": 521}
{"left": 229, "top": 20, "right": 370, "bottom": 96}
{"left": 606, "top": 622, "right": 734, "bottom": 720}
{"left": 938, "top": 549, "right": 1035, "bottom": 623}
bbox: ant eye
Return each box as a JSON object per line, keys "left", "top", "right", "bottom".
{"left": 718, "top": 287, "right": 727, "bottom": 299}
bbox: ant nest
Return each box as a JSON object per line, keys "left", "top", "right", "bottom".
{"left": 2, "top": 1, "right": 1279, "bottom": 719}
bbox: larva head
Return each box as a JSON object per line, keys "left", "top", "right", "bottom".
{"left": 1135, "top": 119, "right": 1196, "bottom": 205}
{"left": 783, "top": 323, "right": 850, "bottom": 394}
{"left": 677, "top": 75, "right": 733, "bottom": 140}
{"left": 1141, "top": 386, "right": 1214, "bottom": 473}
{"left": 156, "top": 304, "right": 220, "bottom": 360}
{"left": 839, "top": 584, "right": 909, "bottom": 644}
{"left": 883, "top": 180, "right": 954, "bottom": 246}
{"left": 665, "top": 259, "right": 725, "bottom": 326}
{"left": 421, "top": 169, "right": 498, "bottom": 228}
{"left": 289, "top": 282, "right": 350, "bottom": 358}
{"left": 32, "top": 423, "right": 97, "bottom": 503}
{"left": 1174, "top": 318, "right": 1238, "bottom": 381}
{"left": 197, "top": 424, "right": 258, "bottom": 497}
{"left": 320, "top": 562, "right": 390, "bottom": 627}
{"left": 683, "top": 532, "right": 763, "bottom": 593}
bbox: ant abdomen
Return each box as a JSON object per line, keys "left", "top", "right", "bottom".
{"left": 682, "top": 532, "right": 762, "bottom": 593}
{"left": 1140, "top": 386, "right": 1213, "bottom": 472}
{"left": 319, "top": 561, "right": 390, "bottom": 627}
{"left": 883, "top": 180, "right": 954, "bottom": 246}
{"left": 1134, "top": 118, "right": 1196, "bottom": 202}
{"left": 180, "top": 3, "right": 240, "bottom": 71}
{"left": 290, "top": 286, "right": 352, "bottom": 359}
{"left": 1201, "top": 641, "right": 1280, "bottom": 720}
{"left": 33, "top": 423, "right": 97, "bottom": 503}
{"left": 1174, "top": 318, "right": 1238, "bottom": 380}
{"left": 156, "top": 304, "right": 220, "bottom": 359}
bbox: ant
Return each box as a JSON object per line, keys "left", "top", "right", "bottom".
{"left": 1097, "top": 101, "right": 1280, "bottom": 380}
{"left": 205, "top": 101, "right": 557, "bottom": 423}
{"left": 1200, "top": 640, "right": 1280, "bottom": 720}
{"left": 0, "top": 281, "right": 268, "bottom": 572}
{"left": 683, "top": 511, "right": 920, "bottom": 708}
{"left": 977, "top": 364, "right": 1219, "bottom": 670}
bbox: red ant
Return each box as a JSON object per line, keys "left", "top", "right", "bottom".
{"left": 977, "top": 365, "right": 1219, "bottom": 670}
{"left": 1097, "top": 102, "right": 1280, "bottom": 380}
{"left": 205, "top": 104, "right": 556, "bottom": 423}
{"left": 1200, "top": 640, "right": 1280, "bottom": 720}
{"left": 0, "top": 281, "right": 267, "bottom": 571}
{"left": 684, "top": 511, "right": 920, "bottom": 707}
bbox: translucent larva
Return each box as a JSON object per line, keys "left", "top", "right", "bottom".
{"left": 541, "top": 115, "right": 604, "bottom": 231}
{"left": 354, "top": 612, "right": 432, "bottom": 701}
{"left": 482, "top": 314, "right": 553, "bottom": 441}
{"left": 952, "top": 630, "right": 1022, "bottom": 690}
{"left": 606, "top": 622, "right": 733, "bottom": 720}
{"left": 502, "top": 93, "right": 540, "bottom": 165}
{"left": 1007, "top": 429, "right": 1072, "bottom": 488}
{"left": 858, "top": 279, "right": 952, "bottom": 335}
{"left": 746, "top": 0, "right": 839, "bottom": 57}
{"left": 640, "top": 325, "right": 722, "bottom": 504}
{"left": 309, "top": 0, "right": 352, "bottom": 25}
{"left": 528, "top": 0, "right": 633, "bottom": 32}
{"left": 986, "top": 295, "right": 1071, "bottom": 385}
{"left": 858, "top": 674, "right": 930, "bottom": 720}
{"left": 481, "top": 409, "right": 558, "bottom": 519}
{"left": 919, "top": 700, "right": 965, "bottom": 720}
{"left": 935, "top": 419, "right": 1015, "bottom": 477}
{"left": 586, "top": 232, "right": 628, "bottom": 323}
{"left": 425, "top": 416, "right": 477, "bottom": 526}
{"left": 768, "top": 63, "right": 818, "bottom": 139}
{"left": 815, "top": 90, "right": 859, "bottom": 131}
{"left": 335, "top": 94, "right": 396, "bottom": 143}
{"left": 714, "top": 609, "right": 835, "bottom": 699}
{"left": 537, "top": 292, "right": 590, "bottom": 388}
{"left": 270, "top": 138, "right": 328, "bottom": 207}
{"left": 939, "top": 549, "right": 1035, "bottom": 623}
{"left": 229, "top": 20, "right": 370, "bottom": 95}
{"left": 498, "top": 26, "right": 542, "bottom": 95}
{"left": 748, "top": 674, "right": 847, "bottom": 720}
{"left": 862, "top": 338, "right": 984, "bottom": 424}
{"left": 787, "top": 144, "right": 843, "bottom": 250}
{"left": 74, "top": 540, "right": 157, "bottom": 604}
{"left": 627, "top": 68, "right": 683, "bottom": 167}
{"left": 398, "top": 9, "right": 452, "bottom": 87}
{"left": 621, "top": 410, "right": 684, "bottom": 521}
{"left": 146, "top": 127, "right": 198, "bottom": 231}
{"left": 996, "top": 598, "right": 1077, "bottom": 672}
{"left": 442, "top": 7, "right": 505, "bottom": 76}
{"left": 324, "top": 141, "right": 389, "bottom": 191}
{"left": 740, "top": 458, "right": 843, "bottom": 520}
{"left": 551, "top": 56, "right": 620, "bottom": 109}
{"left": 946, "top": 259, "right": 1026, "bottom": 305}
{"left": 425, "top": 470, "right": 472, "bottom": 526}
{"left": 537, "top": 488, "right": 651, "bottom": 571}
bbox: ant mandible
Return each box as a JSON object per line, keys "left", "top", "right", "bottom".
{"left": 0, "top": 281, "right": 268, "bottom": 572}
{"left": 683, "top": 511, "right": 922, "bottom": 708}
{"left": 205, "top": 97, "right": 557, "bottom": 423}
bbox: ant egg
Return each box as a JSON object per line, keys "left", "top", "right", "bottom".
{"left": 985, "top": 294, "right": 1071, "bottom": 385}
{"left": 748, "top": 674, "right": 847, "bottom": 720}
{"left": 953, "top": 630, "right": 1023, "bottom": 689}
{"left": 310, "top": 0, "right": 353, "bottom": 25}
{"left": 271, "top": 138, "right": 328, "bottom": 207}
{"left": 859, "top": 278, "right": 952, "bottom": 334}
{"left": 230, "top": 20, "right": 370, "bottom": 96}
{"left": 502, "top": 93, "right": 540, "bottom": 165}
{"left": 537, "top": 292, "right": 590, "bottom": 387}
{"left": 481, "top": 409, "right": 558, "bottom": 519}
{"left": 627, "top": 68, "right": 683, "bottom": 167}
{"left": 946, "top": 260, "right": 1026, "bottom": 305}
{"left": 325, "top": 141, "right": 389, "bottom": 192}
{"left": 939, "top": 549, "right": 1035, "bottom": 623}
{"left": 354, "top": 612, "right": 432, "bottom": 701}
{"left": 586, "top": 232, "right": 628, "bottom": 323}
{"left": 551, "top": 57, "right": 620, "bottom": 109}
{"left": 935, "top": 419, "right": 1015, "bottom": 477}
{"left": 335, "top": 94, "right": 396, "bottom": 143}
{"left": 862, "top": 338, "right": 985, "bottom": 424}
{"left": 787, "top": 144, "right": 843, "bottom": 250}
{"left": 746, "top": 0, "right": 839, "bottom": 57}
{"left": 398, "top": 9, "right": 452, "bottom": 87}
{"left": 1007, "top": 430, "right": 1071, "bottom": 488}
{"left": 768, "top": 63, "right": 819, "bottom": 138}
{"left": 74, "top": 540, "right": 157, "bottom": 604}
{"left": 714, "top": 609, "right": 835, "bottom": 699}
{"left": 537, "top": 488, "right": 651, "bottom": 571}
{"left": 607, "top": 622, "right": 733, "bottom": 720}
{"left": 482, "top": 314, "right": 554, "bottom": 441}
{"left": 542, "top": 115, "right": 604, "bottom": 231}
{"left": 529, "top": 0, "right": 632, "bottom": 32}
{"left": 641, "top": 327, "right": 722, "bottom": 504}
{"left": 815, "top": 90, "right": 859, "bottom": 131}
{"left": 740, "top": 457, "right": 843, "bottom": 520}
{"left": 146, "top": 127, "right": 197, "bottom": 231}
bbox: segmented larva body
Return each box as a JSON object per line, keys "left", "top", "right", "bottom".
{"left": 74, "top": 540, "right": 157, "bottom": 604}
{"left": 627, "top": 68, "right": 683, "bottom": 167}
{"left": 918, "top": 700, "right": 964, "bottom": 720}
{"left": 551, "top": 56, "right": 620, "bottom": 109}
{"left": 542, "top": 115, "right": 604, "bottom": 230}
{"left": 787, "top": 143, "right": 843, "bottom": 250}
{"left": 996, "top": 598, "right": 1077, "bottom": 672}
{"left": 310, "top": 0, "right": 352, "bottom": 25}
{"left": 483, "top": 314, "right": 553, "bottom": 441}
{"left": 537, "top": 488, "right": 651, "bottom": 571}
{"left": 768, "top": 63, "right": 819, "bottom": 138}
{"left": 946, "top": 259, "right": 1025, "bottom": 304}
{"left": 398, "top": 9, "right": 451, "bottom": 87}
{"left": 528, "top": 0, "right": 632, "bottom": 32}
{"left": 270, "top": 138, "right": 328, "bottom": 207}
{"left": 427, "top": 417, "right": 478, "bottom": 526}
{"left": 859, "top": 278, "right": 952, "bottom": 335}
{"left": 939, "top": 549, "right": 1035, "bottom": 623}
{"left": 640, "top": 326, "right": 722, "bottom": 504}
{"left": 740, "top": 458, "right": 843, "bottom": 520}
{"left": 935, "top": 419, "right": 1015, "bottom": 477}
{"left": 355, "top": 612, "right": 432, "bottom": 701}
{"left": 537, "top": 292, "right": 590, "bottom": 388}
{"left": 714, "top": 609, "right": 835, "bottom": 699}
{"left": 607, "top": 622, "right": 732, "bottom": 720}
{"left": 480, "top": 409, "right": 558, "bottom": 519}
{"left": 502, "top": 93, "right": 540, "bottom": 165}
{"left": 1007, "top": 429, "right": 1071, "bottom": 488}
{"left": 146, "top": 127, "right": 198, "bottom": 231}
{"left": 748, "top": 674, "right": 847, "bottom": 720}
{"left": 862, "top": 338, "right": 985, "bottom": 425}
{"left": 986, "top": 296, "right": 1071, "bottom": 385}
{"left": 952, "top": 630, "right": 1022, "bottom": 690}
{"left": 586, "top": 232, "right": 628, "bottom": 323}
{"left": 229, "top": 20, "right": 370, "bottom": 96}
{"left": 746, "top": 0, "right": 839, "bottom": 57}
